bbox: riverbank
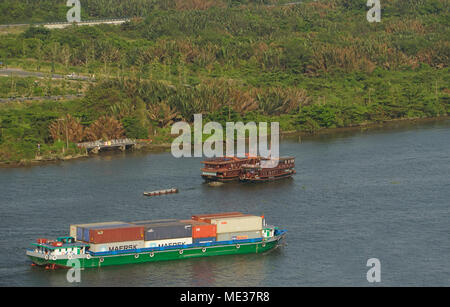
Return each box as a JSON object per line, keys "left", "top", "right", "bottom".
{"left": 281, "top": 115, "right": 450, "bottom": 138}
{"left": 1, "top": 115, "right": 447, "bottom": 168}
{"left": 0, "top": 153, "right": 89, "bottom": 168}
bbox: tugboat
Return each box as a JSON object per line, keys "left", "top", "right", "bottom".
{"left": 239, "top": 157, "right": 296, "bottom": 182}
{"left": 26, "top": 213, "right": 286, "bottom": 269}
{"left": 201, "top": 156, "right": 259, "bottom": 182}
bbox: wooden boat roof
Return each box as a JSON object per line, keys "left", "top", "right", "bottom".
{"left": 259, "top": 156, "right": 295, "bottom": 161}
{"left": 201, "top": 156, "right": 255, "bottom": 164}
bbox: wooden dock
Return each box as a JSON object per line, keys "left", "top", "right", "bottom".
{"left": 143, "top": 188, "right": 179, "bottom": 197}
{"left": 77, "top": 139, "right": 136, "bottom": 153}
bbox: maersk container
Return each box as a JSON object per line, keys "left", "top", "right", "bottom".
{"left": 193, "top": 237, "right": 216, "bottom": 244}
{"left": 141, "top": 221, "right": 192, "bottom": 241}
{"left": 87, "top": 223, "right": 145, "bottom": 244}
{"left": 144, "top": 237, "right": 192, "bottom": 248}
{"left": 206, "top": 216, "right": 263, "bottom": 234}
{"left": 180, "top": 219, "right": 217, "bottom": 238}
{"left": 70, "top": 221, "right": 123, "bottom": 240}
{"left": 88, "top": 240, "right": 145, "bottom": 253}
{"left": 216, "top": 230, "right": 262, "bottom": 242}
{"left": 192, "top": 212, "right": 244, "bottom": 222}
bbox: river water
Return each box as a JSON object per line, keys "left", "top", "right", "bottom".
{"left": 0, "top": 119, "right": 449, "bottom": 286}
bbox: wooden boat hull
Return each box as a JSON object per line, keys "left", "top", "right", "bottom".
{"left": 240, "top": 170, "right": 296, "bottom": 183}
{"left": 202, "top": 175, "right": 240, "bottom": 182}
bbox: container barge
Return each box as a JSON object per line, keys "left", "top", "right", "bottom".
{"left": 26, "top": 212, "right": 286, "bottom": 269}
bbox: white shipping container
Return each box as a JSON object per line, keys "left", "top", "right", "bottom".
{"left": 88, "top": 240, "right": 145, "bottom": 253}
{"left": 144, "top": 237, "right": 193, "bottom": 248}
{"left": 208, "top": 216, "right": 263, "bottom": 234}
{"left": 216, "top": 230, "right": 262, "bottom": 242}
{"left": 70, "top": 221, "right": 123, "bottom": 239}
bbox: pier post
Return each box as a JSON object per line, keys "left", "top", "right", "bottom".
{"left": 91, "top": 146, "right": 99, "bottom": 154}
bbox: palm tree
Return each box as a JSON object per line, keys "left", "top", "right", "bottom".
{"left": 148, "top": 101, "right": 181, "bottom": 128}
{"left": 84, "top": 116, "right": 125, "bottom": 141}
{"left": 49, "top": 114, "right": 84, "bottom": 143}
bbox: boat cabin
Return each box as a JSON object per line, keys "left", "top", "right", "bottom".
{"left": 31, "top": 237, "right": 89, "bottom": 257}
{"left": 240, "top": 157, "right": 296, "bottom": 182}
{"left": 201, "top": 156, "right": 260, "bottom": 182}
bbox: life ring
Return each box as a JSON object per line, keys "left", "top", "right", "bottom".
{"left": 100, "top": 257, "right": 104, "bottom": 263}
{"left": 149, "top": 252, "right": 154, "bottom": 258}
{"left": 179, "top": 250, "right": 184, "bottom": 255}
{"left": 236, "top": 244, "right": 240, "bottom": 249}
{"left": 202, "top": 248, "right": 206, "bottom": 253}
{"left": 134, "top": 254, "right": 139, "bottom": 259}
{"left": 262, "top": 243, "right": 266, "bottom": 248}
{"left": 44, "top": 254, "right": 49, "bottom": 260}
{"left": 67, "top": 254, "right": 73, "bottom": 260}
{"left": 86, "top": 254, "right": 91, "bottom": 260}
{"left": 51, "top": 255, "right": 57, "bottom": 261}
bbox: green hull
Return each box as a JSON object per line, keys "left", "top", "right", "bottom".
{"left": 28, "top": 238, "right": 281, "bottom": 269}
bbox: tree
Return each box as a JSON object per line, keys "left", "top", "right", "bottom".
{"left": 60, "top": 44, "right": 72, "bottom": 73}
{"left": 148, "top": 101, "right": 181, "bottom": 128}
{"left": 84, "top": 116, "right": 125, "bottom": 141}
{"left": 49, "top": 114, "right": 84, "bottom": 143}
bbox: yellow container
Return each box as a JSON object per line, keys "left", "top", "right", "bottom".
{"left": 207, "top": 216, "right": 263, "bottom": 234}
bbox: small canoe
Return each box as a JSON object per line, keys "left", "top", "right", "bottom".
{"left": 143, "top": 188, "right": 178, "bottom": 197}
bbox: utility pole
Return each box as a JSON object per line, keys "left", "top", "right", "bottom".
{"left": 56, "top": 118, "right": 69, "bottom": 154}
{"left": 66, "top": 122, "right": 69, "bottom": 152}
{"left": 435, "top": 79, "right": 438, "bottom": 103}
{"left": 10, "top": 72, "right": 15, "bottom": 96}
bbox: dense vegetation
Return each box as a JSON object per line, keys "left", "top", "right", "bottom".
{"left": 0, "top": 0, "right": 449, "bottom": 163}
{"left": 0, "top": 0, "right": 289, "bottom": 24}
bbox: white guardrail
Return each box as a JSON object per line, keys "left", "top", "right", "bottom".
{"left": 77, "top": 139, "right": 136, "bottom": 149}
{"left": 0, "top": 17, "right": 131, "bottom": 28}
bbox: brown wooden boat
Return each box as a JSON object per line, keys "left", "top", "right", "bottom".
{"left": 239, "top": 157, "right": 296, "bottom": 182}
{"left": 201, "top": 156, "right": 260, "bottom": 182}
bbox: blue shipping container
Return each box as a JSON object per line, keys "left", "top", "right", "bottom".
{"left": 76, "top": 227, "right": 83, "bottom": 241}
{"left": 142, "top": 222, "right": 192, "bottom": 241}
{"left": 83, "top": 227, "right": 90, "bottom": 242}
{"left": 193, "top": 237, "right": 216, "bottom": 244}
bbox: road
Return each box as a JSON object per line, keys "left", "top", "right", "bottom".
{"left": 0, "top": 68, "right": 91, "bottom": 81}
{"left": 0, "top": 94, "right": 85, "bottom": 103}
{"left": 0, "top": 68, "right": 89, "bottom": 103}
{"left": 0, "top": 18, "right": 130, "bottom": 29}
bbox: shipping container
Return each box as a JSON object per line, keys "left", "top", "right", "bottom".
{"left": 141, "top": 221, "right": 192, "bottom": 241}
{"left": 70, "top": 221, "right": 123, "bottom": 240}
{"left": 77, "top": 223, "right": 126, "bottom": 242}
{"left": 79, "top": 223, "right": 128, "bottom": 242}
{"left": 87, "top": 224, "right": 145, "bottom": 244}
{"left": 144, "top": 237, "right": 192, "bottom": 248}
{"left": 216, "top": 230, "right": 262, "bottom": 242}
{"left": 180, "top": 219, "right": 217, "bottom": 238}
{"left": 88, "top": 240, "right": 145, "bottom": 253}
{"left": 192, "top": 212, "right": 244, "bottom": 222}
{"left": 193, "top": 237, "right": 216, "bottom": 244}
{"left": 179, "top": 219, "right": 205, "bottom": 225}
{"left": 206, "top": 216, "right": 263, "bottom": 234}
{"left": 130, "top": 219, "right": 177, "bottom": 225}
